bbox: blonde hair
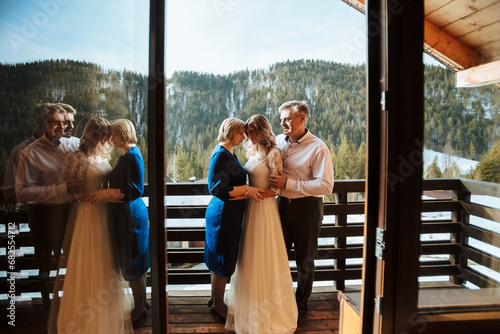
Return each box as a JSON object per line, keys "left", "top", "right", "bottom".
{"left": 244, "top": 114, "right": 276, "bottom": 157}
{"left": 217, "top": 117, "right": 245, "bottom": 142}
{"left": 111, "top": 119, "right": 137, "bottom": 144}
{"left": 64, "top": 117, "right": 111, "bottom": 180}
{"left": 79, "top": 117, "right": 111, "bottom": 157}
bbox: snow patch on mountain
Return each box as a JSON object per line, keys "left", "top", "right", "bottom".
{"left": 424, "top": 149, "right": 479, "bottom": 175}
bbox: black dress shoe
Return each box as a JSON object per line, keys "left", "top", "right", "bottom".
{"left": 207, "top": 299, "right": 213, "bottom": 308}
{"left": 209, "top": 306, "right": 226, "bottom": 323}
{"left": 297, "top": 310, "right": 308, "bottom": 327}
{"left": 133, "top": 310, "right": 147, "bottom": 328}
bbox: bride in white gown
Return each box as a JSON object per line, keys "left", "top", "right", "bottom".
{"left": 225, "top": 114, "right": 298, "bottom": 334}
{"left": 48, "top": 117, "right": 133, "bottom": 334}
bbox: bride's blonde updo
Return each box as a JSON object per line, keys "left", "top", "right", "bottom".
{"left": 244, "top": 114, "right": 276, "bottom": 158}
{"left": 79, "top": 116, "right": 112, "bottom": 158}
{"left": 63, "top": 117, "right": 111, "bottom": 180}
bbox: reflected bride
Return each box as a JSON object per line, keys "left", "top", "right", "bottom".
{"left": 48, "top": 117, "right": 133, "bottom": 334}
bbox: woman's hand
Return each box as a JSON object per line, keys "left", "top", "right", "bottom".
{"left": 80, "top": 188, "right": 125, "bottom": 204}
{"left": 246, "top": 186, "right": 265, "bottom": 201}
{"left": 229, "top": 185, "right": 265, "bottom": 201}
{"left": 78, "top": 193, "right": 93, "bottom": 202}
{"left": 82, "top": 190, "right": 105, "bottom": 204}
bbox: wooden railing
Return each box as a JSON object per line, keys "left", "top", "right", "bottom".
{"left": 1, "top": 178, "right": 500, "bottom": 301}
{"left": 164, "top": 178, "right": 500, "bottom": 290}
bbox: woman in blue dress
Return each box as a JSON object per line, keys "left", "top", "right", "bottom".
{"left": 205, "top": 117, "right": 265, "bottom": 322}
{"left": 89, "top": 119, "right": 149, "bottom": 327}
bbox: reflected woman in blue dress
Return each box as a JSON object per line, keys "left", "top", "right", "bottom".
{"left": 89, "top": 119, "right": 150, "bottom": 327}
{"left": 205, "top": 117, "right": 265, "bottom": 321}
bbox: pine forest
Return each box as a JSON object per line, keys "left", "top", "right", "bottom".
{"left": 0, "top": 59, "right": 499, "bottom": 184}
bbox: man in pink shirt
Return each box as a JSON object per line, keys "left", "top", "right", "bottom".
{"left": 16, "top": 103, "right": 84, "bottom": 310}
{"left": 270, "top": 100, "right": 334, "bottom": 322}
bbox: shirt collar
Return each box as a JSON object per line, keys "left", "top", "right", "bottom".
{"left": 41, "top": 134, "right": 62, "bottom": 148}
{"left": 285, "top": 128, "right": 310, "bottom": 144}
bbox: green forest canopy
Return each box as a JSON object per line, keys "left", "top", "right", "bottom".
{"left": 0, "top": 59, "right": 498, "bottom": 183}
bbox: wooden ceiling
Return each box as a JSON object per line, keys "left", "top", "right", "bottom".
{"left": 342, "top": 0, "right": 500, "bottom": 88}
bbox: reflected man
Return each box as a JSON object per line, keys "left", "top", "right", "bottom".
{"left": 3, "top": 103, "right": 46, "bottom": 208}
{"left": 15, "top": 103, "right": 83, "bottom": 310}
{"left": 56, "top": 102, "right": 78, "bottom": 141}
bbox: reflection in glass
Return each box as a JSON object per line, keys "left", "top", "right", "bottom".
{"left": 0, "top": 1, "right": 150, "bottom": 332}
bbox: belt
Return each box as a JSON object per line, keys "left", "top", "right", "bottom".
{"left": 279, "top": 196, "right": 319, "bottom": 203}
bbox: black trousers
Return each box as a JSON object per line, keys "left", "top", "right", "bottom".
{"left": 278, "top": 196, "right": 323, "bottom": 313}
{"left": 28, "top": 203, "right": 70, "bottom": 308}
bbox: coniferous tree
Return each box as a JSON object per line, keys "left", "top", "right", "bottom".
{"left": 443, "top": 161, "right": 461, "bottom": 178}
{"left": 424, "top": 156, "right": 443, "bottom": 178}
{"left": 1, "top": 59, "right": 498, "bottom": 184}
{"left": 477, "top": 140, "right": 500, "bottom": 183}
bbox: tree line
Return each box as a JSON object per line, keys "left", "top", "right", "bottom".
{"left": 0, "top": 59, "right": 498, "bottom": 184}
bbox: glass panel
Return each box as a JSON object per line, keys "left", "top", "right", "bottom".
{"left": 419, "top": 52, "right": 500, "bottom": 313}
{"left": 165, "top": 0, "right": 367, "bottom": 328}
{"left": 0, "top": 1, "right": 150, "bottom": 332}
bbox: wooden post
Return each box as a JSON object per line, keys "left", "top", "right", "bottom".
{"left": 148, "top": 0, "right": 167, "bottom": 333}
{"left": 451, "top": 184, "right": 471, "bottom": 286}
{"left": 363, "top": 0, "right": 424, "bottom": 333}
{"left": 335, "top": 191, "right": 348, "bottom": 291}
{"left": 361, "top": 0, "right": 382, "bottom": 332}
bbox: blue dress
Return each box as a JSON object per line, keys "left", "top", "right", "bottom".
{"left": 204, "top": 145, "right": 247, "bottom": 277}
{"left": 108, "top": 145, "right": 150, "bottom": 280}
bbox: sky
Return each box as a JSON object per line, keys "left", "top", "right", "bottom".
{"left": 0, "top": 0, "right": 439, "bottom": 77}
{"left": 0, "top": 0, "right": 149, "bottom": 73}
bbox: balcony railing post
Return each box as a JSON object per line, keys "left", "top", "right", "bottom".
{"left": 335, "top": 191, "right": 347, "bottom": 290}
{"left": 451, "top": 181, "right": 471, "bottom": 285}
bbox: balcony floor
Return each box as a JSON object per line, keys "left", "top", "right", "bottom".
{"left": 11, "top": 287, "right": 340, "bottom": 333}
{"left": 168, "top": 286, "right": 340, "bottom": 333}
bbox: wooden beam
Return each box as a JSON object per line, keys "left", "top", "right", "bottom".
{"left": 424, "top": 19, "right": 483, "bottom": 69}
{"left": 456, "top": 59, "right": 500, "bottom": 87}
{"left": 442, "top": 1, "right": 500, "bottom": 38}
{"left": 341, "top": 0, "right": 365, "bottom": 12}
{"left": 460, "top": 200, "right": 500, "bottom": 222}
{"left": 460, "top": 178, "right": 500, "bottom": 197}
{"left": 342, "top": 0, "right": 485, "bottom": 70}
{"left": 426, "top": 0, "right": 499, "bottom": 31}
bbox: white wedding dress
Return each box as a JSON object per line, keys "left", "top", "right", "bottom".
{"left": 48, "top": 152, "right": 133, "bottom": 334}
{"left": 225, "top": 148, "right": 298, "bottom": 334}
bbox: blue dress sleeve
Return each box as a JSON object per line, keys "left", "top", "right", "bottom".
{"left": 119, "top": 150, "right": 144, "bottom": 202}
{"left": 208, "top": 149, "right": 238, "bottom": 202}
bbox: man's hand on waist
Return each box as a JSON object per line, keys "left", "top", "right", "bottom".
{"left": 269, "top": 170, "right": 287, "bottom": 189}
